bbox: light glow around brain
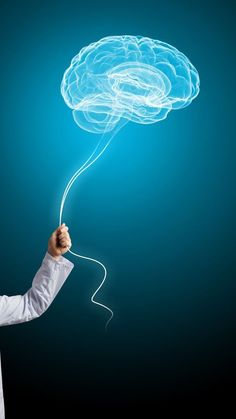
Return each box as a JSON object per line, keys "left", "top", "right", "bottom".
{"left": 61, "top": 35, "right": 200, "bottom": 133}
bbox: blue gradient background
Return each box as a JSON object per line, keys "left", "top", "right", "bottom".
{"left": 1, "top": 0, "right": 235, "bottom": 415}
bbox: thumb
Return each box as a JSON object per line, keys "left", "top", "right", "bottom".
{"left": 53, "top": 223, "right": 65, "bottom": 237}
{"left": 57, "top": 223, "right": 65, "bottom": 232}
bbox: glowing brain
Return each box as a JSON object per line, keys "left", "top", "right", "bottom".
{"left": 61, "top": 35, "right": 200, "bottom": 134}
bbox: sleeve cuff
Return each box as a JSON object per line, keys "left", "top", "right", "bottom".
{"left": 43, "top": 251, "right": 74, "bottom": 271}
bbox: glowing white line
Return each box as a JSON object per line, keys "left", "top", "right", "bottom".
{"left": 59, "top": 118, "right": 127, "bottom": 330}
{"left": 59, "top": 134, "right": 105, "bottom": 223}
{"left": 68, "top": 248, "right": 112, "bottom": 331}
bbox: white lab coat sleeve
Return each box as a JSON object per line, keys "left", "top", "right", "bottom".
{"left": 0, "top": 354, "right": 4, "bottom": 419}
{"left": 0, "top": 252, "right": 74, "bottom": 327}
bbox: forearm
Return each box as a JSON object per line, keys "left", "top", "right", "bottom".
{"left": 0, "top": 252, "right": 74, "bottom": 327}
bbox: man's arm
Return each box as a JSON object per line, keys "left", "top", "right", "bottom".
{"left": 0, "top": 224, "right": 74, "bottom": 326}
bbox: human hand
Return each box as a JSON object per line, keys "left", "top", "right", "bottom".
{"left": 48, "top": 223, "right": 72, "bottom": 260}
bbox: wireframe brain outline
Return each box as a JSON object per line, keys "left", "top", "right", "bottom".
{"left": 61, "top": 34, "right": 200, "bottom": 134}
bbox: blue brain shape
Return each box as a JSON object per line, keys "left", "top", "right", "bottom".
{"left": 61, "top": 35, "right": 200, "bottom": 133}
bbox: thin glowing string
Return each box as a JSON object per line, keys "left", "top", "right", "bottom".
{"left": 59, "top": 117, "right": 127, "bottom": 330}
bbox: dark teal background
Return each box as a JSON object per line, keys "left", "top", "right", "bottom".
{"left": 1, "top": 0, "right": 235, "bottom": 415}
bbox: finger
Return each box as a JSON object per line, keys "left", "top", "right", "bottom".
{"left": 57, "top": 223, "right": 68, "bottom": 232}
{"left": 60, "top": 239, "right": 71, "bottom": 247}
{"left": 58, "top": 226, "right": 69, "bottom": 234}
{"left": 55, "top": 229, "right": 67, "bottom": 240}
{"left": 61, "top": 239, "right": 71, "bottom": 246}
{"left": 61, "top": 243, "right": 71, "bottom": 249}
{"left": 52, "top": 224, "right": 65, "bottom": 237}
{"left": 58, "top": 232, "right": 70, "bottom": 240}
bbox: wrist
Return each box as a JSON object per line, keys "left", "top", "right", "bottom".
{"left": 47, "top": 250, "right": 61, "bottom": 261}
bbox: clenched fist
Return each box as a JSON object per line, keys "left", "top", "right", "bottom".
{"left": 48, "top": 223, "right": 72, "bottom": 260}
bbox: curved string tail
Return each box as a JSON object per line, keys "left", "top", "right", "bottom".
{"left": 59, "top": 116, "right": 127, "bottom": 330}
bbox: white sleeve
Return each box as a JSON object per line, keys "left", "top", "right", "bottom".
{"left": 0, "top": 252, "right": 74, "bottom": 327}
{"left": 0, "top": 354, "right": 4, "bottom": 419}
